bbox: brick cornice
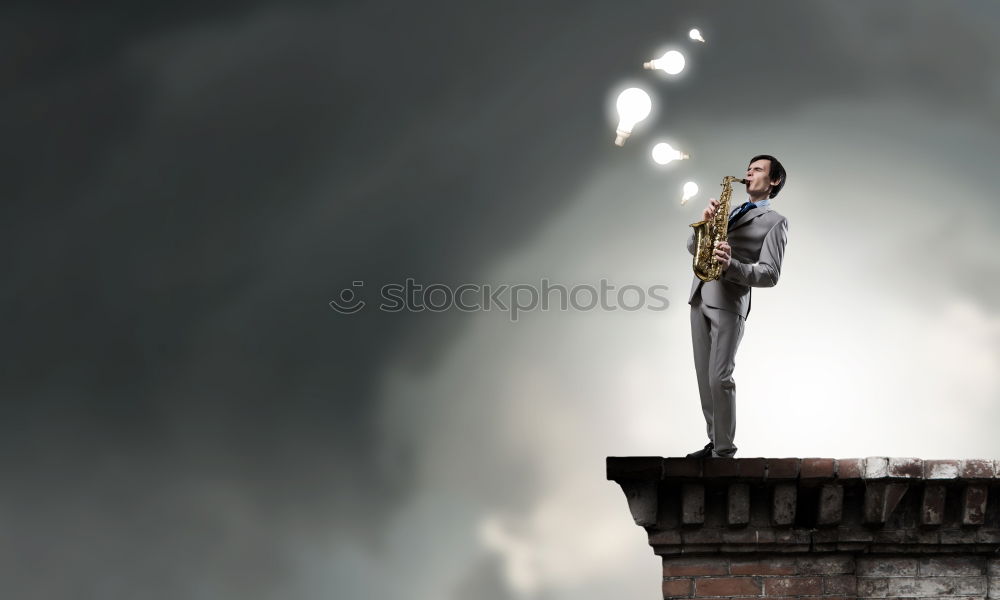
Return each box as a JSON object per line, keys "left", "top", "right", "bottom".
{"left": 606, "top": 457, "right": 1000, "bottom": 556}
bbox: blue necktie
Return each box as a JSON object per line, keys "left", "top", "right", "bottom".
{"left": 729, "top": 201, "right": 756, "bottom": 227}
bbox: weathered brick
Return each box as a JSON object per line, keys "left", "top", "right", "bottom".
{"left": 888, "top": 457, "right": 923, "bottom": 478}
{"left": 978, "top": 528, "right": 1000, "bottom": 544}
{"left": 766, "top": 458, "right": 800, "bottom": 479}
{"left": 621, "top": 479, "right": 658, "bottom": 527}
{"left": 941, "top": 528, "right": 979, "bottom": 544}
{"left": 721, "top": 529, "right": 760, "bottom": 544}
{"left": 811, "top": 529, "right": 839, "bottom": 544}
{"left": 707, "top": 598, "right": 779, "bottom": 600}
{"left": 818, "top": 484, "right": 844, "bottom": 525}
{"left": 663, "top": 557, "right": 728, "bottom": 576}
{"left": 695, "top": 577, "right": 761, "bottom": 597}
{"left": 869, "top": 543, "right": 929, "bottom": 553}
{"left": 801, "top": 458, "right": 836, "bottom": 480}
{"left": 837, "top": 458, "right": 864, "bottom": 480}
{"left": 863, "top": 481, "right": 908, "bottom": 524}
{"left": 716, "top": 529, "right": 776, "bottom": 545}
{"left": 824, "top": 574, "right": 857, "bottom": 595}
{"left": 961, "top": 459, "right": 994, "bottom": 480}
{"left": 772, "top": 483, "right": 796, "bottom": 526}
{"left": 916, "top": 530, "right": 941, "bottom": 544}
{"left": 705, "top": 458, "right": 739, "bottom": 478}
{"left": 730, "top": 558, "right": 796, "bottom": 576}
{"left": 988, "top": 556, "right": 1000, "bottom": 578}
{"left": 925, "top": 459, "right": 961, "bottom": 480}
{"left": 737, "top": 458, "right": 766, "bottom": 479}
{"left": 662, "top": 577, "right": 693, "bottom": 597}
{"left": 650, "top": 530, "right": 683, "bottom": 545}
{"left": 673, "top": 546, "right": 712, "bottom": 555}
{"left": 874, "top": 529, "right": 915, "bottom": 544}
{"left": 865, "top": 457, "right": 889, "bottom": 479}
{"left": 664, "top": 457, "right": 702, "bottom": 478}
{"left": 772, "top": 544, "right": 811, "bottom": 553}
{"left": 836, "top": 529, "right": 874, "bottom": 543}
{"left": 774, "top": 530, "right": 811, "bottom": 544}
{"left": 796, "top": 554, "right": 854, "bottom": 575}
{"left": 764, "top": 576, "right": 823, "bottom": 595}
{"left": 607, "top": 456, "right": 663, "bottom": 480}
{"left": 754, "top": 529, "right": 776, "bottom": 544}
{"left": 922, "top": 484, "right": 947, "bottom": 526}
{"left": 836, "top": 542, "right": 869, "bottom": 552}
{"left": 857, "top": 556, "right": 918, "bottom": 576}
{"left": 682, "top": 484, "right": 705, "bottom": 525}
{"left": 857, "top": 575, "right": 986, "bottom": 597}
{"left": 682, "top": 529, "right": 724, "bottom": 544}
{"left": 963, "top": 485, "right": 988, "bottom": 525}
{"left": 918, "top": 555, "right": 986, "bottom": 576}
{"left": 728, "top": 484, "right": 750, "bottom": 526}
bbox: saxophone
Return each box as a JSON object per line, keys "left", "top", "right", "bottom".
{"left": 690, "top": 175, "right": 748, "bottom": 282}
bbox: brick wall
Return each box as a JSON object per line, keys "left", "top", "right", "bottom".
{"left": 606, "top": 457, "right": 1000, "bottom": 600}
{"left": 856, "top": 556, "right": 992, "bottom": 599}
{"left": 658, "top": 554, "right": 1000, "bottom": 599}
{"left": 662, "top": 554, "right": 856, "bottom": 599}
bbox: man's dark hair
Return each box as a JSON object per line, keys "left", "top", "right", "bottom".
{"left": 749, "top": 154, "right": 786, "bottom": 199}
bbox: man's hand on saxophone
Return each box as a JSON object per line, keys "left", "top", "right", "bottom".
{"left": 701, "top": 197, "right": 720, "bottom": 222}
{"left": 712, "top": 240, "right": 732, "bottom": 271}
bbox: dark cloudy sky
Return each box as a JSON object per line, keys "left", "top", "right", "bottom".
{"left": 4, "top": 1, "right": 999, "bottom": 598}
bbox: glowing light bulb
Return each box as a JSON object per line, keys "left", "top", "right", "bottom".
{"left": 651, "top": 142, "right": 689, "bottom": 165}
{"left": 613, "top": 87, "right": 652, "bottom": 147}
{"left": 689, "top": 29, "right": 705, "bottom": 43}
{"left": 681, "top": 182, "right": 699, "bottom": 204}
{"left": 643, "top": 50, "right": 685, "bottom": 75}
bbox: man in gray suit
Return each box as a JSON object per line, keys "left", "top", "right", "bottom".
{"left": 685, "top": 155, "right": 789, "bottom": 458}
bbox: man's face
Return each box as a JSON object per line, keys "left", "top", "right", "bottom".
{"left": 745, "top": 159, "right": 777, "bottom": 198}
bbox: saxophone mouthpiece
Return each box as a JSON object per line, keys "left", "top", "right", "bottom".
{"left": 738, "top": 178, "right": 748, "bottom": 184}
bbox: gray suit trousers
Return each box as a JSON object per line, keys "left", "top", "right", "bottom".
{"left": 690, "top": 289, "right": 745, "bottom": 456}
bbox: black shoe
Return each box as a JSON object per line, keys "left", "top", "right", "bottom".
{"left": 686, "top": 442, "right": 714, "bottom": 458}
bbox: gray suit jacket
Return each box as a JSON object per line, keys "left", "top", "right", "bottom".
{"left": 686, "top": 204, "right": 789, "bottom": 320}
